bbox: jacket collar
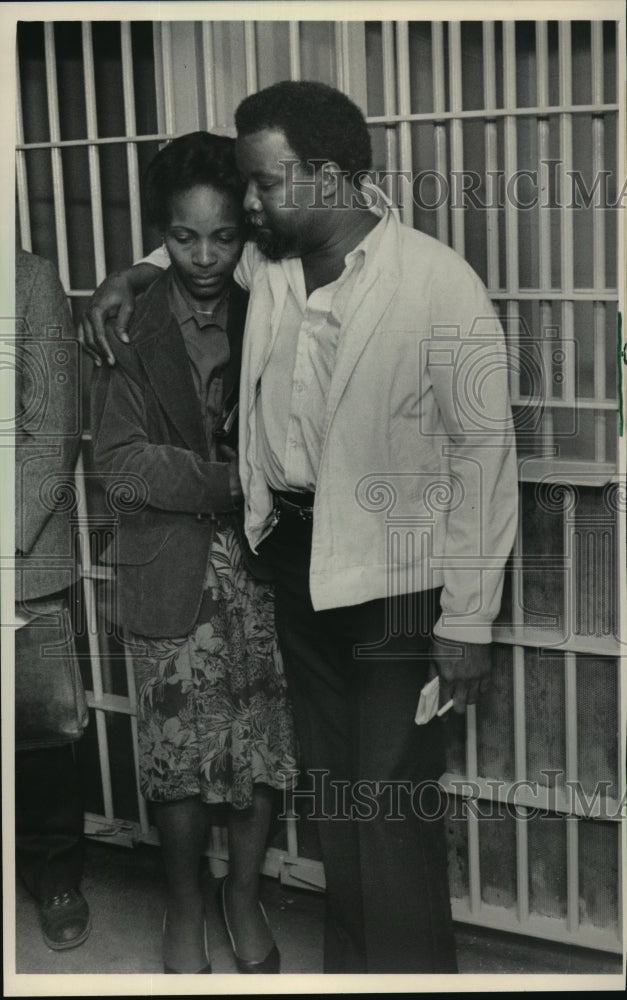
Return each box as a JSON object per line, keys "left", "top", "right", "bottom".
{"left": 130, "top": 271, "right": 248, "bottom": 457}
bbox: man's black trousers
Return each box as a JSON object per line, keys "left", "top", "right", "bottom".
{"left": 261, "top": 511, "right": 458, "bottom": 974}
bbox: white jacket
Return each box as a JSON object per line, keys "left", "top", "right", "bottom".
{"left": 235, "top": 205, "right": 518, "bottom": 642}
{"left": 144, "top": 203, "right": 518, "bottom": 641}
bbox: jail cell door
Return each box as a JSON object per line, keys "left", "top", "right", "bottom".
{"left": 15, "top": 16, "right": 624, "bottom": 954}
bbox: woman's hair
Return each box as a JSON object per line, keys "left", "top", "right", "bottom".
{"left": 235, "top": 80, "right": 372, "bottom": 184}
{"left": 143, "top": 131, "right": 245, "bottom": 231}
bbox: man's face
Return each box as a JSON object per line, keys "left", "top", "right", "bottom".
{"left": 235, "top": 128, "right": 325, "bottom": 260}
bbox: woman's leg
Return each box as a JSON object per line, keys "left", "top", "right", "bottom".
{"left": 154, "top": 796, "right": 211, "bottom": 972}
{"left": 225, "top": 784, "right": 275, "bottom": 961}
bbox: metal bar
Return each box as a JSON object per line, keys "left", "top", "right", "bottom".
{"left": 244, "top": 21, "right": 257, "bottom": 96}
{"left": 395, "top": 22, "right": 413, "bottom": 227}
{"left": 120, "top": 22, "right": 143, "bottom": 262}
{"left": 62, "top": 287, "right": 618, "bottom": 302}
{"left": 159, "top": 22, "right": 175, "bottom": 134}
{"left": 364, "top": 103, "right": 619, "bottom": 124}
{"left": 558, "top": 23, "right": 576, "bottom": 415}
{"left": 334, "top": 22, "right": 348, "bottom": 94}
{"left": 512, "top": 656, "right": 530, "bottom": 924}
{"left": 64, "top": 285, "right": 622, "bottom": 303}
{"left": 512, "top": 489, "right": 529, "bottom": 921}
{"left": 503, "top": 23, "right": 519, "bottom": 286}
{"left": 43, "top": 23, "right": 70, "bottom": 288}
{"left": 81, "top": 23, "right": 107, "bottom": 284}
{"left": 561, "top": 475, "right": 579, "bottom": 935}
{"left": 614, "top": 18, "right": 626, "bottom": 957}
{"left": 483, "top": 21, "right": 499, "bottom": 287}
{"left": 381, "top": 21, "right": 398, "bottom": 196}
{"left": 448, "top": 21, "right": 464, "bottom": 254}
{"left": 200, "top": 22, "right": 217, "bottom": 128}
{"left": 85, "top": 693, "right": 134, "bottom": 715}
{"left": 465, "top": 704, "right": 481, "bottom": 914}
{"left": 17, "top": 133, "right": 184, "bottom": 151}
{"left": 288, "top": 21, "right": 301, "bottom": 81}
{"left": 450, "top": 897, "right": 622, "bottom": 954}
{"left": 152, "top": 23, "right": 165, "bottom": 135}
{"left": 15, "top": 60, "right": 32, "bottom": 251}
{"left": 334, "top": 22, "right": 368, "bottom": 115}
{"left": 489, "top": 290, "right": 618, "bottom": 300}
{"left": 511, "top": 397, "right": 617, "bottom": 411}
{"left": 74, "top": 451, "right": 114, "bottom": 819}
{"left": 16, "top": 98, "right": 620, "bottom": 152}
{"left": 591, "top": 21, "right": 607, "bottom": 462}
{"left": 439, "top": 771, "right": 621, "bottom": 821}
{"left": 286, "top": 815, "right": 299, "bottom": 862}
{"left": 536, "top": 22, "right": 555, "bottom": 457}
{"left": 432, "top": 21, "right": 449, "bottom": 245}
{"left": 503, "top": 24, "right": 520, "bottom": 403}
{"left": 564, "top": 651, "right": 579, "bottom": 935}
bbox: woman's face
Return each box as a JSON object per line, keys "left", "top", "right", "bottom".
{"left": 164, "top": 184, "right": 244, "bottom": 308}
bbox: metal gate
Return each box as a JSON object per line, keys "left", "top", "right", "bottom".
{"left": 15, "top": 12, "right": 625, "bottom": 954}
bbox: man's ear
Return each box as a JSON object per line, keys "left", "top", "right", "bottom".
{"left": 320, "top": 161, "right": 345, "bottom": 203}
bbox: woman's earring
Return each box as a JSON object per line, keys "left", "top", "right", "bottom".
{"left": 162, "top": 241, "right": 170, "bottom": 260}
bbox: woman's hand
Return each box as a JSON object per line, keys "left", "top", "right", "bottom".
{"left": 218, "top": 444, "right": 243, "bottom": 505}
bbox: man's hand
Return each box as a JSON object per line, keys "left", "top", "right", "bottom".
{"left": 78, "top": 271, "right": 136, "bottom": 366}
{"left": 218, "top": 443, "right": 243, "bottom": 506}
{"left": 429, "top": 635, "right": 492, "bottom": 715}
{"left": 77, "top": 263, "right": 161, "bottom": 366}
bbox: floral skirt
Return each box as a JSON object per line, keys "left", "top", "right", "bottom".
{"left": 124, "top": 522, "right": 297, "bottom": 809}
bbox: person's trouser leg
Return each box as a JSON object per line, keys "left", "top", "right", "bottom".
{"left": 263, "top": 515, "right": 457, "bottom": 973}
{"left": 337, "top": 592, "right": 457, "bottom": 973}
{"left": 15, "top": 742, "right": 85, "bottom": 902}
{"left": 265, "top": 519, "right": 366, "bottom": 971}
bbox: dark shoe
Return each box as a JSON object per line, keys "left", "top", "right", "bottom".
{"left": 162, "top": 909, "right": 212, "bottom": 974}
{"left": 219, "top": 877, "right": 280, "bottom": 974}
{"left": 39, "top": 888, "right": 91, "bottom": 951}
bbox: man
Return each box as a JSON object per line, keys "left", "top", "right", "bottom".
{"left": 79, "top": 80, "right": 517, "bottom": 973}
{"left": 15, "top": 249, "right": 91, "bottom": 950}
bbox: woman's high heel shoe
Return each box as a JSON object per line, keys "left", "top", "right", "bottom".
{"left": 219, "top": 877, "right": 280, "bottom": 974}
{"left": 162, "top": 910, "right": 212, "bottom": 974}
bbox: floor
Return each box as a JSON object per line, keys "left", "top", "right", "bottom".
{"left": 8, "top": 839, "right": 624, "bottom": 988}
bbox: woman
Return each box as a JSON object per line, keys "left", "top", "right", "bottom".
{"left": 91, "top": 132, "right": 297, "bottom": 974}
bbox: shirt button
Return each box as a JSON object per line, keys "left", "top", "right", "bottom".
{"left": 294, "top": 382, "right": 304, "bottom": 392}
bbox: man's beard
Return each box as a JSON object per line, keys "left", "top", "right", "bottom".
{"left": 251, "top": 226, "right": 294, "bottom": 261}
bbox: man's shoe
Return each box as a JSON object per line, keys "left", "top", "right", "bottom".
{"left": 39, "top": 888, "right": 91, "bottom": 950}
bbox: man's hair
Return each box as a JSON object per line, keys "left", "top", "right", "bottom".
{"left": 235, "top": 80, "right": 372, "bottom": 183}
{"left": 143, "top": 131, "right": 245, "bottom": 231}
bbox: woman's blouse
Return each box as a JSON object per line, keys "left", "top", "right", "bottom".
{"left": 167, "top": 271, "right": 231, "bottom": 458}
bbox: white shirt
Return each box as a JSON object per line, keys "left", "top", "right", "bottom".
{"left": 257, "top": 221, "right": 379, "bottom": 491}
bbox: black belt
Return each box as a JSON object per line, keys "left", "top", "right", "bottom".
{"left": 272, "top": 490, "right": 315, "bottom": 521}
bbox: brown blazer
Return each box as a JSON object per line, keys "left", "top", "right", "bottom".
{"left": 15, "top": 250, "right": 82, "bottom": 604}
{"left": 90, "top": 272, "right": 249, "bottom": 637}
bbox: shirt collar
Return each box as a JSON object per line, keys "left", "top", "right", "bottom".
{"left": 343, "top": 182, "right": 395, "bottom": 267}
{"left": 167, "top": 269, "right": 229, "bottom": 332}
